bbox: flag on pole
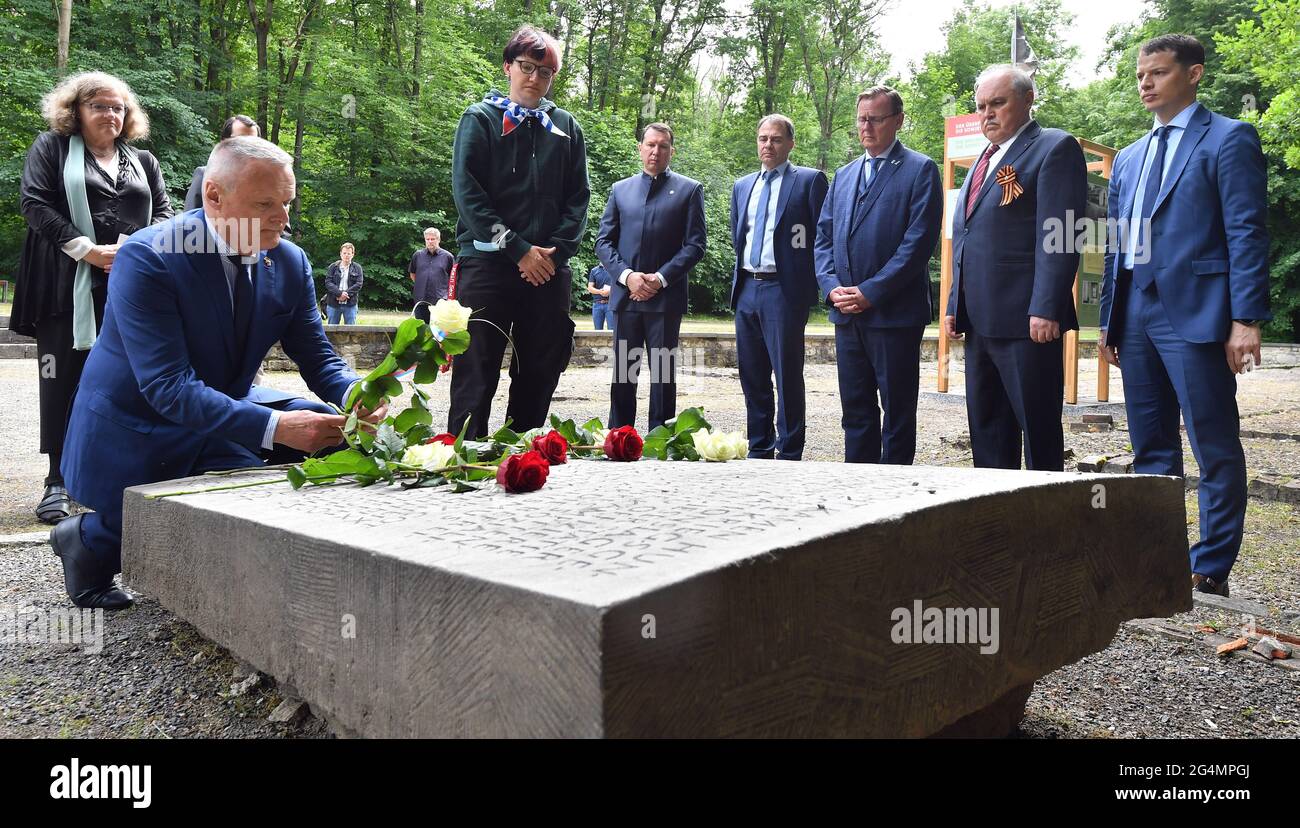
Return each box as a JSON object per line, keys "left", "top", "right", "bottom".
{"left": 1012, "top": 14, "right": 1039, "bottom": 78}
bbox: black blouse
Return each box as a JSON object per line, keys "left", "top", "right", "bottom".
{"left": 9, "top": 131, "right": 173, "bottom": 336}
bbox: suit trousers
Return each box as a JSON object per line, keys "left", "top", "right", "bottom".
{"left": 1116, "top": 278, "right": 1246, "bottom": 583}
{"left": 964, "top": 331, "right": 1065, "bottom": 471}
{"left": 78, "top": 395, "right": 339, "bottom": 569}
{"left": 448, "top": 256, "right": 575, "bottom": 439}
{"left": 34, "top": 288, "right": 107, "bottom": 483}
{"left": 834, "top": 322, "right": 923, "bottom": 464}
{"left": 735, "top": 277, "right": 809, "bottom": 459}
{"left": 609, "top": 309, "right": 682, "bottom": 432}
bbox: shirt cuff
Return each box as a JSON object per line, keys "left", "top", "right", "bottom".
{"left": 654, "top": 272, "right": 667, "bottom": 287}
{"left": 61, "top": 236, "right": 95, "bottom": 261}
{"left": 344, "top": 380, "right": 361, "bottom": 409}
{"left": 261, "top": 409, "right": 281, "bottom": 451}
{"left": 618, "top": 269, "right": 632, "bottom": 286}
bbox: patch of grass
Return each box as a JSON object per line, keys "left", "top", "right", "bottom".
{"left": 1237, "top": 501, "right": 1300, "bottom": 596}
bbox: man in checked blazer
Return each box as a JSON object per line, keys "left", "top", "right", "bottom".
{"left": 814, "top": 87, "right": 942, "bottom": 464}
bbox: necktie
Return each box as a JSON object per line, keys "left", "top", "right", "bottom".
{"left": 749, "top": 168, "right": 780, "bottom": 269}
{"left": 965, "top": 143, "right": 1000, "bottom": 218}
{"left": 1133, "top": 126, "right": 1170, "bottom": 290}
{"left": 858, "top": 156, "right": 884, "bottom": 201}
{"left": 230, "top": 255, "right": 254, "bottom": 348}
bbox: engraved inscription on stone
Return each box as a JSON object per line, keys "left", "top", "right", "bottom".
{"left": 162, "top": 462, "right": 1059, "bottom": 589}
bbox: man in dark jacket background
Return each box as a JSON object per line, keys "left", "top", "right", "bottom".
{"left": 596, "top": 122, "right": 707, "bottom": 432}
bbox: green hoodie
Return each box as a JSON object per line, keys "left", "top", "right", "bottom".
{"left": 451, "top": 91, "right": 591, "bottom": 265}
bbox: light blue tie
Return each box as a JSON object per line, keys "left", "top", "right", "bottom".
{"left": 859, "top": 156, "right": 884, "bottom": 201}
{"left": 749, "top": 168, "right": 780, "bottom": 269}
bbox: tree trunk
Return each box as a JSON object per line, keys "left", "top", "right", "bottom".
{"left": 56, "top": 0, "right": 72, "bottom": 70}
{"left": 247, "top": 0, "right": 273, "bottom": 134}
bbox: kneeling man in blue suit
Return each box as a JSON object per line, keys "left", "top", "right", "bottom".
{"left": 55, "top": 137, "right": 386, "bottom": 609}
{"left": 1100, "top": 35, "right": 1270, "bottom": 597}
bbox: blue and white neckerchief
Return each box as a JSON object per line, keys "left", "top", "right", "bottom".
{"left": 483, "top": 93, "right": 568, "bottom": 138}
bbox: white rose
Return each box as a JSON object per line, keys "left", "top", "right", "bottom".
{"left": 431, "top": 299, "right": 472, "bottom": 335}
{"left": 401, "top": 441, "right": 458, "bottom": 471}
{"left": 691, "top": 429, "right": 747, "bottom": 462}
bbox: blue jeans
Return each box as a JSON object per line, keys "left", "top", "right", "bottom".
{"left": 592, "top": 302, "right": 612, "bottom": 330}
{"left": 327, "top": 304, "right": 357, "bottom": 325}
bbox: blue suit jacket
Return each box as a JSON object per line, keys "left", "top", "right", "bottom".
{"left": 947, "top": 122, "right": 1087, "bottom": 337}
{"left": 729, "top": 164, "right": 829, "bottom": 309}
{"left": 814, "top": 141, "right": 943, "bottom": 327}
{"left": 1099, "top": 103, "right": 1270, "bottom": 343}
{"left": 595, "top": 169, "right": 706, "bottom": 316}
{"left": 63, "top": 209, "right": 358, "bottom": 514}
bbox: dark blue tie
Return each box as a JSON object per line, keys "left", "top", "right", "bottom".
{"left": 230, "top": 255, "right": 254, "bottom": 348}
{"left": 1134, "top": 126, "right": 1170, "bottom": 290}
{"left": 749, "top": 168, "right": 779, "bottom": 269}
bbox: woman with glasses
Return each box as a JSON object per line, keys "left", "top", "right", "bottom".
{"left": 446, "top": 25, "right": 591, "bottom": 438}
{"left": 8, "top": 71, "right": 173, "bottom": 524}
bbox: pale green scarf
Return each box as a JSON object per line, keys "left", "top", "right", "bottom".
{"left": 63, "top": 134, "right": 149, "bottom": 350}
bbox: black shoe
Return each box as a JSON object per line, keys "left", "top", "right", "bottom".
{"left": 50, "top": 515, "right": 134, "bottom": 610}
{"left": 1192, "top": 573, "right": 1230, "bottom": 597}
{"left": 35, "top": 484, "right": 72, "bottom": 525}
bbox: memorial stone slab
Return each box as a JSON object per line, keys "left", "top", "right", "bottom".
{"left": 123, "top": 461, "right": 1191, "bottom": 737}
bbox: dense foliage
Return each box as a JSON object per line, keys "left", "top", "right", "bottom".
{"left": 1, "top": 0, "right": 1295, "bottom": 337}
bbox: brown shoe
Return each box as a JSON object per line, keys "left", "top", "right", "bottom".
{"left": 1192, "top": 573, "right": 1229, "bottom": 597}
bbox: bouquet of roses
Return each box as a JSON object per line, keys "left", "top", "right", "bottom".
{"left": 151, "top": 301, "right": 750, "bottom": 499}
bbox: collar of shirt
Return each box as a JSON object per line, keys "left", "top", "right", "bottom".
{"left": 641, "top": 168, "right": 672, "bottom": 182}
{"left": 1153, "top": 101, "right": 1198, "bottom": 131}
{"left": 759, "top": 160, "right": 791, "bottom": 178}
{"left": 863, "top": 139, "right": 899, "bottom": 162}
{"left": 986, "top": 119, "right": 1033, "bottom": 161}
{"left": 203, "top": 215, "right": 259, "bottom": 265}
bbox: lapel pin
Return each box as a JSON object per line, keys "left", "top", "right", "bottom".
{"left": 263, "top": 256, "right": 272, "bottom": 267}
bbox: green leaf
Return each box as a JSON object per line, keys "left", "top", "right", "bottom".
{"left": 491, "top": 425, "right": 521, "bottom": 444}
{"left": 449, "top": 479, "right": 487, "bottom": 493}
{"left": 376, "top": 422, "right": 406, "bottom": 456}
{"left": 344, "top": 411, "right": 359, "bottom": 434}
{"left": 287, "top": 466, "right": 307, "bottom": 490}
{"left": 394, "top": 406, "right": 433, "bottom": 434}
{"left": 391, "top": 317, "right": 427, "bottom": 355}
{"left": 548, "top": 415, "right": 579, "bottom": 441}
{"left": 402, "top": 474, "right": 449, "bottom": 489}
{"left": 669, "top": 407, "right": 710, "bottom": 435}
{"left": 441, "top": 329, "right": 471, "bottom": 355}
{"left": 316, "top": 449, "right": 380, "bottom": 476}
{"left": 414, "top": 360, "right": 440, "bottom": 384}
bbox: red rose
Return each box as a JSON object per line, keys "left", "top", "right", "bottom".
{"left": 603, "top": 426, "right": 643, "bottom": 461}
{"left": 496, "top": 450, "right": 550, "bottom": 493}
{"left": 531, "top": 431, "right": 569, "bottom": 465}
{"left": 425, "top": 433, "right": 457, "bottom": 446}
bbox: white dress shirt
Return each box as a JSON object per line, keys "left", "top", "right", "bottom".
{"left": 1124, "top": 101, "right": 1198, "bottom": 268}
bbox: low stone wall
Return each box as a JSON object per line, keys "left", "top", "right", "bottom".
{"left": 265, "top": 325, "right": 1123, "bottom": 373}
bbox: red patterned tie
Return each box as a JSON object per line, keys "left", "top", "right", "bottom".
{"left": 965, "top": 143, "right": 1000, "bottom": 218}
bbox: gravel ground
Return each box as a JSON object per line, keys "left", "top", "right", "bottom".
{"left": 1, "top": 352, "right": 1297, "bottom": 739}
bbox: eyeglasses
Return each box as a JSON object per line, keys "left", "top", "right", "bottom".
{"left": 856, "top": 112, "right": 901, "bottom": 126}
{"left": 86, "top": 103, "right": 127, "bottom": 116}
{"left": 513, "top": 59, "right": 556, "bottom": 81}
